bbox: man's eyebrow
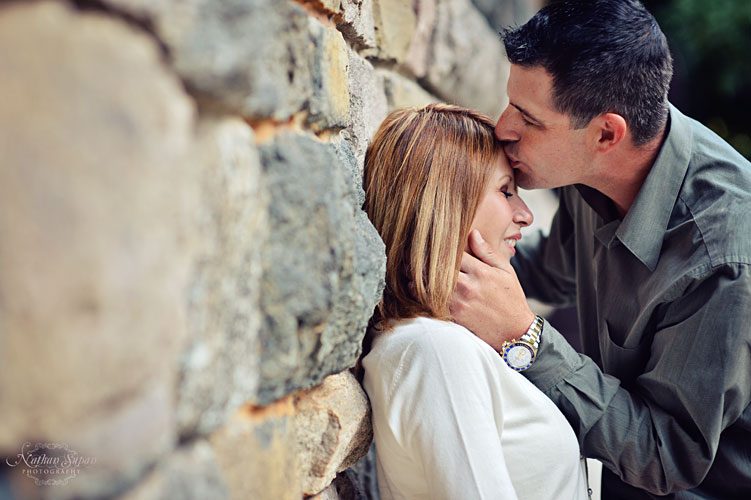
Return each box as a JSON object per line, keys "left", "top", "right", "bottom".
{"left": 511, "top": 103, "right": 544, "bottom": 125}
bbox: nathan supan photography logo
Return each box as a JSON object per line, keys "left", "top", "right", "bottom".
{"left": 5, "top": 442, "right": 97, "bottom": 487}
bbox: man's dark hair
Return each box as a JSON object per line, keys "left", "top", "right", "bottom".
{"left": 502, "top": 0, "right": 673, "bottom": 145}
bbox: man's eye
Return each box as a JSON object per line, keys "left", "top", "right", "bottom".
{"left": 521, "top": 116, "right": 534, "bottom": 126}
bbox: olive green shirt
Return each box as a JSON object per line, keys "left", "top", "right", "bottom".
{"left": 513, "top": 105, "right": 751, "bottom": 499}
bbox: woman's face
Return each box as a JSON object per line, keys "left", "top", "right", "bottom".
{"left": 468, "top": 155, "right": 534, "bottom": 261}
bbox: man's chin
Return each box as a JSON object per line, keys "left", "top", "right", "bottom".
{"left": 514, "top": 171, "right": 537, "bottom": 190}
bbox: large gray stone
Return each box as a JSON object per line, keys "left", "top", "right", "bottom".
{"left": 177, "top": 116, "right": 266, "bottom": 437}
{"left": 413, "top": 0, "right": 510, "bottom": 119}
{"left": 0, "top": 1, "right": 194, "bottom": 498}
{"left": 103, "top": 0, "right": 313, "bottom": 120}
{"left": 341, "top": 48, "right": 388, "bottom": 170}
{"left": 257, "top": 133, "right": 385, "bottom": 405}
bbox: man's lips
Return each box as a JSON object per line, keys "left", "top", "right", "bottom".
{"left": 505, "top": 154, "right": 521, "bottom": 168}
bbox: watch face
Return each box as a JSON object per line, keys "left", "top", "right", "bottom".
{"left": 504, "top": 343, "right": 534, "bottom": 371}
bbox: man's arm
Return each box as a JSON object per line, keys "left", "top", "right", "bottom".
{"left": 525, "top": 264, "right": 751, "bottom": 494}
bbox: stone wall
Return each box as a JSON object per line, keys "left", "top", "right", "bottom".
{"left": 0, "top": 0, "right": 536, "bottom": 499}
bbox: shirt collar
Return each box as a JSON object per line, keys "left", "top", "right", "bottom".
{"left": 577, "top": 105, "right": 693, "bottom": 271}
{"left": 617, "top": 105, "right": 693, "bottom": 271}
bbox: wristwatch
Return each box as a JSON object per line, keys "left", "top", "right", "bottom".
{"left": 501, "top": 315, "right": 544, "bottom": 372}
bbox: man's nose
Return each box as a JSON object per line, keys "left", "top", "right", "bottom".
{"left": 494, "top": 107, "right": 520, "bottom": 143}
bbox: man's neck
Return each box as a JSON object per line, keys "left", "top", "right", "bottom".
{"left": 593, "top": 127, "right": 667, "bottom": 218}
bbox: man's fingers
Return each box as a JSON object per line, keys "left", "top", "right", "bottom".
{"left": 468, "top": 230, "right": 504, "bottom": 268}
{"left": 460, "top": 250, "right": 482, "bottom": 273}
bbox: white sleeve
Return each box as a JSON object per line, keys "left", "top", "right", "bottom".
{"left": 389, "top": 328, "right": 519, "bottom": 500}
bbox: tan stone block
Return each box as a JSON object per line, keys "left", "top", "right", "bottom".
{"left": 377, "top": 69, "right": 440, "bottom": 111}
{"left": 309, "top": 17, "right": 352, "bottom": 131}
{"left": 210, "top": 399, "right": 301, "bottom": 500}
{"left": 367, "top": 0, "right": 417, "bottom": 63}
{"left": 294, "top": 371, "right": 373, "bottom": 496}
{"left": 0, "top": 0, "right": 194, "bottom": 496}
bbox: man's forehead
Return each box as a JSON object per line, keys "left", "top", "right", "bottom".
{"left": 507, "top": 66, "right": 553, "bottom": 108}
{"left": 507, "top": 65, "right": 567, "bottom": 126}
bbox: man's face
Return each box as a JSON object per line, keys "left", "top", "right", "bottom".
{"left": 495, "top": 64, "right": 592, "bottom": 190}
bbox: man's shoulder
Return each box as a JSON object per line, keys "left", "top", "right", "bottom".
{"left": 679, "top": 122, "right": 751, "bottom": 265}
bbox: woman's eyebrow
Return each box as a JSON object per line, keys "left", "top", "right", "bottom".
{"left": 498, "top": 174, "right": 512, "bottom": 184}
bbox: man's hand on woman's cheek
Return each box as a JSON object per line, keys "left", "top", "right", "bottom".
{"left": 450, "top": 230, "right": 536, "bottom": 351}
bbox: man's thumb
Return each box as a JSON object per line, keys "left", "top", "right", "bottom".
{"left": 469, "top": 230, "right": 503, "bottom": 268}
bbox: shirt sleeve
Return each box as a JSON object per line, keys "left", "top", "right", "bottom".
{"left": 512, "top": 191, "right": 578, "bottom": 307}
{"left": 389, "top": 328, "right": 519, "bottom": 500}
{"left": 525, "top": 263, "right": 751, "bottom": 495}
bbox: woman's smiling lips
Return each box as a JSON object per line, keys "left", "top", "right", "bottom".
{"left": 504, "top": 233, "right": 522, "bottom": 255}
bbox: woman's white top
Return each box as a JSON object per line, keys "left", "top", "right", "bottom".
{"left": 362, "top": 316, "right": 588, "bottom": 500}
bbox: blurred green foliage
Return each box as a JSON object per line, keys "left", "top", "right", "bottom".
{"left": 645, "top": 0, "right": 751, "bottom": 159}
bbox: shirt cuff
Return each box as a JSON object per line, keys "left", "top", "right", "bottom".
{"left": 524, "top": 319, "right": 583, "bottom": 394}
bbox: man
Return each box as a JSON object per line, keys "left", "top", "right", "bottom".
{"left": 450, "top": 0, "right": 751, "bottom": 498}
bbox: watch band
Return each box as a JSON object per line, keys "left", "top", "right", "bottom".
{"left": 521, "top": 314, "right": 544, "bottom": 350}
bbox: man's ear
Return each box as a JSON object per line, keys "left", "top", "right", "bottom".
{"left": 590, "top": 113, "right": 627, "bottom": 153}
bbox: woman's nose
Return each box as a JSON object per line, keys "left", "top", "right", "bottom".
{"left": 512, "top": 195, "right": 534, "bottom": 227}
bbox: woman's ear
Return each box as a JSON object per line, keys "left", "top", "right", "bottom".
{"left": 590, "top": 112, "right": 628, "bottom": 153}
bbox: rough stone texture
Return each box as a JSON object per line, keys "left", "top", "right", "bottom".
{"left": 0, "top": 0, "right": 541, "bottom": 497}
{"left": 317, "top": 0, "right": 377, "bottom": 50}
{"left": 346, "top": 443, "right": 380, "bottom": 500}
{"left": 418, "top": 0, "right": 510, "bottom": 119}
{"left": 210, "top": 400, "right": 301, "bottom": 500}
{"left": 177, "top": 116, "right": 266, "bottom": 437}
{"left": 311, "top": 484, "right": 341, "bottom": 500}
{"left": 309, "top": 471, "right": 370, "bottom": 500}
{"left": 0, "top": 1, "right": 194, "bottom": 498}
{"left": 341, "top": 48, "right": 388, "bottom": 170}
{"left": 104, "top": 0, "right": 313, "bottom": 120}
{"left": 116, "top": 441, "right": 229, "bottom": 500}
{"left": 308, "top": 18, "right": 352, "bottom": 131}
{"left": 295, "top": 371, "right": 373, "bottom": 496}
{"left": 257, "top": 133, "right": 385, "bottom": 405}
{"left": 378, "top": 69, "right": 439, "bottom": 111}
{"left": 404, "top": 0, "right": 437, "bottom": 78}
{"left": 366, "top": 0, "right": 417, "bottom": 63}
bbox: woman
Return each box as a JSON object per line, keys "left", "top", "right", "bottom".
{"left": 361, "top": 104, "right": 589, "bottom": 499}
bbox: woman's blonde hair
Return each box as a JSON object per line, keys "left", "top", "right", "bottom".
{"left": 364, "top": 103, "right": 504, "bottom": 326}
